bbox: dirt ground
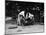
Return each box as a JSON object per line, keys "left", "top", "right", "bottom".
{"left": 5, "top": 23, "right": 44, "bottom": 35}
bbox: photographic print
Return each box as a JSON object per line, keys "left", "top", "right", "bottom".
{"left": 5, "top": 0, "right": 44, "bottom": 35}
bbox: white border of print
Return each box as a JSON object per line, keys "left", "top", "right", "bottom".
{"left": 0, "top": 0, "right": 45, "bottom": 35}
{"left": 0, "top": 0, "right": 5, "bottom": 35}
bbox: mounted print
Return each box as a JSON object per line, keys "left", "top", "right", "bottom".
{"left": 5, "top": 0, "right": 44, "bottom": 35}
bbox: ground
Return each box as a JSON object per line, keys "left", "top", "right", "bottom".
{"left": 5, "top": 23, "right": 44, "bottom": 35}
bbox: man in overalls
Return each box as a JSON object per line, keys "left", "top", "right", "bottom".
{"left": 17, "top": 11, "right": 25, "bottom": 26}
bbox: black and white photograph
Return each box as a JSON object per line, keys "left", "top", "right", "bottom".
{"left": 5, "top": 0, "right": 44, "bottom": 35}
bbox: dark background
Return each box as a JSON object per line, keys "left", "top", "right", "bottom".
{"left": 5, "top": 1, "right": 44, "bottom": 23}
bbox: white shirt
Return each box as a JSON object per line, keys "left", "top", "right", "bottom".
{"left": 26, "top": 13, "right": 34, "bottom": 19}
{"left": 29, "top": 13, "right": 34, "bottom": 17}
{"left": 19, "top": 11, "right": 25, "bottom": 16}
